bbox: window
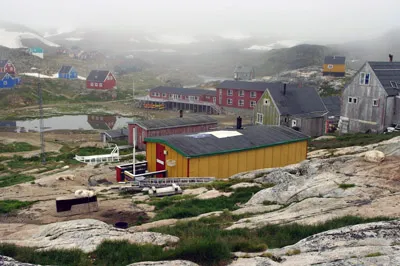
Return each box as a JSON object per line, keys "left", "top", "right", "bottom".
{"left": 227, "top": 98, "right": 233, "bottom": 105}
{"left": 256, "top": 113, "right": 263, "bottom": 124}
{"left": 3, "top": 81, "right": 7, "bottom": 85}
{"left": 292, "top": 120, "right": 297, "bottom": 127}
{"left": 373, "top": 99, "right": 379, "bottom": 107}
{"left": 353, "top": 98, "right": 357, "bottom": 104}
{"left": 194, "top": 96, "right": 199, "bottom": 101}
{"left": 284, "top": 117, "right": 288, "bottom": 122}
{"left": 162, "top": 93, "right": 166, "bottom": 97}
{"left": 238, "top": 99, "right": 244, "bottom": 106}
{"left": 250, "top": 101, "right": 256, "bottom": 107}
{"left": 156, "top": 93, "right": 160, "bottom": 97}
{"left": 239, "top": 90, "right": 244, "bottom": 97}
{"left": 348, "top": 97, "right": 358, "bottom": 104}
{"left": 95, "top": 83, "right": 98, "bottom": 87}
{"left": 90, "top": 82, "right": 94, "bottom": 86}
{"left": 250, "top": 91, "right": 257, "bottom": 98}
{"left": 348, "top": 97, "right": 352, "bottom": 103}
{"left": 206, "top": 96, "right": 210, "bottom": 99}
{"left": 151, "top": 92, "right": 156, "bottom": 96}
{"left": 227, "top": 89, "right": 233, "bottom": 96}
{"left": 99, "top": 83, "right": 103, "bottom": 87}
{"left": 327, "top": 64, "right": 333, "bottom": 69}
{"left": 360, "top": 72, "right": 371, "bottom": 85}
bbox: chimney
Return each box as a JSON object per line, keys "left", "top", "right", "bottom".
{"left": 179, "top": 109, "right": 183, "bottom": 118}
{"left": 389, "top": 54, "right": 393, "bottom": 62}
{"left": 236, "top": 116, "right": 242, "bottom": 130}
{"left": 283, "top": 83, "right": 287, "bottom": 95}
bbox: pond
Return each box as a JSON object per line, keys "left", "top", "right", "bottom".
{"left": 0, "top": 115, "right": 134, "bottom": 132}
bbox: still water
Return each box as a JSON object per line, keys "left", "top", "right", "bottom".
{"left": 0, "top": 115, "right": 133, "bottom": 132}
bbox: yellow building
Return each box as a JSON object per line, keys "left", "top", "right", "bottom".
{"left": 145, "top": 125, "right": 310, "bottom": 179}
{"left": 323, "top": 56, "right": 346, "bottom": 77}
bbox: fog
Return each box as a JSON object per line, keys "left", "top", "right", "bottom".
{"left": 4, "top": 0, "right": 400, "bottom": 43}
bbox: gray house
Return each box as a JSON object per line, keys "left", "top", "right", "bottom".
{"left": 253, "top": 83, "right": 328, "bottom": 137}
{"left": 234, "top": 65, "right": 255, "bottom": 81}
{"left": 339, "top": 61, "right": 400, "bottom": 134}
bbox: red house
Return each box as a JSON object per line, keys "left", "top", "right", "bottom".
{"left": 128, "top": 115, "right": 218, "bottom": 150}
{"left": 216, "top": 80, "right": 277, "bottom": 109}
{"left": 0, "top": 60, "right": 16, "bottom": 74}
{"left": 87, "top": 115, "right": 117, "bottom": 130}
{"left": 86, "top": 70, "right": 116, "bottom": 90}
{"left": 149, "top": 86, "right": 216, "bottom": 103}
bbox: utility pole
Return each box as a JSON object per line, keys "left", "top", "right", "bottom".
{"left": 37, "top": 71, "right": 46, "bottom": 164}
{"left": 132, "top": 80, "right": 136, "bottom": 177}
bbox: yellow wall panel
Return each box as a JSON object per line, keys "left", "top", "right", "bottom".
{"left": 219, "top": 154, "right": 229, "bottom": 178}
{"left": 246, "top": 150, "right": 256, "bottom": 171}
{"left": 228, "top": 153, "right": 238, "bottom": 176}
{"left": 280, "top": 144, "right": 289, "bottom": 166}
{"left": 255, "top": 149, "right": 264, "bottom": 169}
{"left": 237, "top": 151, "right": 247, "bottom": 174}
{"left": 264, "top": 147, "right": 273, "bottom": 168}
{"left": 323, "top": 64, "right": 345, "bottom": 73}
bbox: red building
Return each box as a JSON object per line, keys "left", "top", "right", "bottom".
{"left": 128, "top": 115, "right": 218, "bottom": 150}
{"left": 149, "top": 86, "right": 217, "bottom": 103}
{"left": 87, "top": 115, "right": 117, "bottom": 130}
{"left": 0, "top": 60, "right": 16, "bottom": 74}
{"left": 86, "top": 70, "right": 116, "bottom": 90}
{"left": 216, "top": 80, "right": 277, "bottom": 109}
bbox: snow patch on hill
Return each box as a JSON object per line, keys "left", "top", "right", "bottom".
{"left": 65, "top": 37, "right": 83, "bottom": 41}
{"left": 245, "top": 40, "right": 302, "bottom": 51}
{"left": 44, "top": 27, "right": 76, "bottom": 38}
{"left": 21, "top": 73, "right": 86, "bottom": 80}
{"left": 0, "top": 28, "right": 59, "bottom": 48}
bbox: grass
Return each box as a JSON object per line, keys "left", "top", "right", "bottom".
{"left": 365, "top": 252, "right": 384, "bottom": 257}
{"left": 0, "top": 174, "right": 35, "bottom": 188}
{"left": 0, "top": 142, "right": 39, "bottom": 153}
{"left": 0, "top": 216, "right": 392, "bottom": 266}
{"left": 285, "top": 249, "right": 301, "bottom": 256}
{"left": 338, "top": 183, "right": 356, "bottom": 190}
{"left": 135, "top": 154, "right": 146, "bottom": 161}
{"left": 76, "top": 147, "right": 110, "bottom": 156}
{"left": 150, "top": 187, "right": 263, "bottom": 220}
{"left": 309, "top": 132, "right": 400, "bottom": 150}
{"left": 0, "top": 200, "right": 35, "bottom": 214}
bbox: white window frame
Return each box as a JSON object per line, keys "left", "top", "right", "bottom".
{"left": 3, "top": 81, "right": 7, "bottom": 85}
{"left": 162, "top": 93, "right": 166, "bottom": 97}
{"left": 359, "top": 72, "right": 371, "bottom": 85}
{"left": 99, "top": 83, "right": 103, "bottom": 87}
{"left": 95, "top": 82, "right": 98, "bottom": 87}
{"left": 250, "top": 101, "right": 256, "bottom": 108}
{"left": 227, "top": 98, "right": 233, "bottom": 105}
{"left": 373, "top": 99, "right": 379, "bottom": 107}
{"left": 156, "top": 93, "right": 160, "bottom": 97}
{"left": 256, "top": 113, "right": 263, "bottom": 124}
{"left": 151, "top": 92, "right": 156, "bottom": 96}
{"left": 250, "top": 91, "right": 257, "bottom": 98}
{"left": 238, "top": 90, "right": 245, "bottom": 97}
{"left": 238, "top": 99, "right": 244, "bottom": 106}
{"left": 227, "top": 89, "right": 233, "bottom": 96}
{"left": 90, "top": 82, "right": 94, "bottom": 86}
{"left": 194, "top": 96, "right": 199, "bottom": 101}
{"left": 327, "top": 64, "right": 333, "bottom": 69}
{"left": 292, "top": 120, "right": 297, "bottom": 127}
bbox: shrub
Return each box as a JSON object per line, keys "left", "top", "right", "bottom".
{"left": 285, "top": 249, "right": 301, "bottom": 256}
{"left": 339, "top": 183, "right": 355, "bottom": 190}
{"left": 365, "top": 252, "right": 384, "bottom": 257}
{"left": 0, "top": 142, "right": 38, "bottom": 153}
{"left": 135, "top": 154, "right": 146, "bottom": 161}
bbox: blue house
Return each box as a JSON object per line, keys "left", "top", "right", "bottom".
{"left": 0, "top": 73, "right": 16, "bottom": 89}
{"left": 58, "top": 65, "right": 78, "bottom": 80}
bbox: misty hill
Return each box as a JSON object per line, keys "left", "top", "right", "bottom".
{"left": 0, "top": 21, "right": 59, "bottom": 51}
{"left": 258, "top": 44, "right": 337, "bottom": 76}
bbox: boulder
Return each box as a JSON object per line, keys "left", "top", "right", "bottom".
{"left": 195, "top": 189, "right": 232, "bottom": 200}
{"left": 313, "top": 136, "right": 336, "bottom": 141}
{"left": 0, "top": 255, "right": 40, "bottom": 266}
{"left": 230, "top": 182, "right": 262, "bottom": 190}
{"left": 228, "top": 257, "right": 279, "bottom": 266}
{"left": 0, "top": 219, "right": 179, "bottom": 253}
{"left": 364, "top": 150, "right": 385, "bottom": 163}
{"left": 74, "top": 189, "right": 95, "bottom": 197}
{"left": 128, "top": 261, "right": 199, "bottom": 266}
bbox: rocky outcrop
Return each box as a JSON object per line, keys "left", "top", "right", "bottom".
{"left": 364, "top": 150, "right": 385, "bottom": 163}
{"left": 128, "top": 260, "right": 199, "bottom": 266}
{"left": 228, "top": 148, "right": 400, "bottom": 229}
{"left": 0, "top": 219, "right": 179, "bottom": 253}
{"left": 0, "top": 256, "right": 40, "bottom": 266}
{"left": 228, "top": 257, "right": 279, "bottom": 266}
{"left": 230, "top": 182, "right": 262, "bottom": 189}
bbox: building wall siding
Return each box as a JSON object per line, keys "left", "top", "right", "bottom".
{"left": 340, "top": 63, "right": 387, "bottom": 133}
{"left": 394, "top": 96, "right": 400, "bottom": 124}
{"left": 296, "top": 116, "right": 325, "bottom": 137}
{"left": 217, "top": 88, "right": 263, "bottom": 109}
{"left": 146, "top": 140, "right": 308, "bottom": 178}
{"left": 385, "top": 97, "right": 395, "bottom": 128}
{"left": 322, "top": 64, "right": 345, "bottom": 73}
{"left": 253, "top": 90, "right": 280, "bottom": 125}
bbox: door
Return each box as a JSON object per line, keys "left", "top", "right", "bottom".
{"left": 155, "top": 143, "right": 166, "bottom": 177}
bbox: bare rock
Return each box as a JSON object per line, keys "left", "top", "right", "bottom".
{"left": 132, "top": 194, "right": 150, "bottom": 202}
{"left": 195, "top": 189, "right": 232, "bottom": 199}
{"left": 128, "top": 261, "right": 199, "bottom": 266}
{"left": 0, "top": 219, "right": 178, "bottom": 253}
{"left": 228, "top": 257, "right": 280, "bottom": 266}
{"left": 182, "top": 187, "right": 208, "bottom": 196}
{"left": 230, "top": 182, "right": 262, "bottom": 189}
{"left": 232, "top": 205, "right": 282, "bottom": 215}
{"left": 364, "top": 150, "right": 385, "bottom": 163}
{"left": 0, "top": 255, "right": 40, "bottom": 266}
{"left": 136, "top": 204, "right": 155, "bottom": 212}
{"left": 313, "top": 136, "right": 336, "bottom": 141}
{"left": 130, "top": 219, "right": 178, "bottom": 232}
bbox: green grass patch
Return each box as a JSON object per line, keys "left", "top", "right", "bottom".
{"left": 309, "top": 132, "right": 400, "bottom": 150}
{"left": 0, "top": 200, "right": 35, "bottom": 214}
{"left": 0, "top": 244, "right": 88, "bottom": 266}
{"left": 135, "top": 154, "right": 146, "bottom": 161}
{"left": 0, "top": 216, "right": 393, "bottom": 266}
{"left": 76, "top": 147, "right": 109, "bottom": 156}
{"left": 151, "top": 187, "right": 262, "bottom": 220}
{"left": 338, "top": 183, "right": 356, "bottom": 190}
{"left": 286, "top": 249, "right": 301, "bottom": 256}
{"left": 0, "top": 142, "right": 38, "bottom": 153}
{"left": 365, "top": 252, "right": 384, "bottom": 257}
{"left": 0, "top": 174, "right": 35, "bottom": 188}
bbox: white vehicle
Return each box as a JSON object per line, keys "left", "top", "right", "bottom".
{"left": 386, "top": 124, "right": 400, "bottom": 133}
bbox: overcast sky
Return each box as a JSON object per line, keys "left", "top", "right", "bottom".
{"left": 3, "top": 0, "right": 400, "bottom": 42}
